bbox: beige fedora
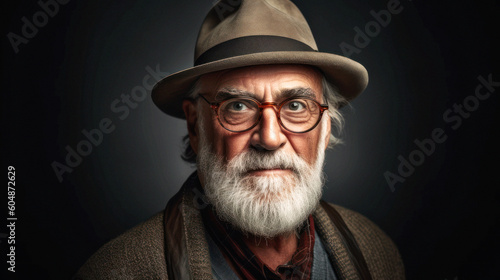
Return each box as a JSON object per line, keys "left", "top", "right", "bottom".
{"left": 152, "top": 0, "right": 368, "bottom": 118}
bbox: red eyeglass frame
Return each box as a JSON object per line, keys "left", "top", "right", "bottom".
{"left": 198, "top": 94, "right": 329, "bottom": 133}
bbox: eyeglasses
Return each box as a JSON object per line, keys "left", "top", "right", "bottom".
{"left": 198, "top": 95, "right": 328, "bottom": 133}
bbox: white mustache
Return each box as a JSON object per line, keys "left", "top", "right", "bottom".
{"left": 227, "top": 149, "right": 306, "bottom": 175}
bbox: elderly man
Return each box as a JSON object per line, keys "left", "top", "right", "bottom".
{"left": 76, "top": 0, "right": 404, "bottom": 279}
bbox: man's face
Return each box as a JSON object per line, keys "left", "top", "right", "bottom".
{"left": 189, "top": 64, "right": 330, "bottom": 169}
{"left": 183, "top": 65, "right": 332, "bottom": 237}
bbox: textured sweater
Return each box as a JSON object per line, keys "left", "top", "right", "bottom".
{"left": 75, "top": 175, "right": 405, "bottom": 279}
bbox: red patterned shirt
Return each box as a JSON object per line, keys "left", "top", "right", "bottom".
{"left": 202, "top": 206, "right": 315, "bottom": 280}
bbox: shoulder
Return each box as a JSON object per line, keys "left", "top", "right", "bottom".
{"left": 74, "top": 212, "right": 168, "bottom": 279}
{"left": 329, "top": 203, "right": 405, "bottom": 280}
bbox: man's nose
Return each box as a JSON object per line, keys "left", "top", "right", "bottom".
{"left": 250, "top": 107, "right": 286, "bottom": 151}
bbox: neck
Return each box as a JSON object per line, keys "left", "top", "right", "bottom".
{"left": 241, "top": 231, "right": 298, "bottom": 271}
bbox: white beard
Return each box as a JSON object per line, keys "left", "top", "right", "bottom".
{"left": 197, "top": 118, "right": 328, "bottom": 238}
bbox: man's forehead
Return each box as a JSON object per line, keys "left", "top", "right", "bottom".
{"left": 198, "top": 64, "right": 323, "bottom": 97}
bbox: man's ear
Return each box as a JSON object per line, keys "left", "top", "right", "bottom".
{"left": 182, "top": 99, "right": 199, "bottom": 154}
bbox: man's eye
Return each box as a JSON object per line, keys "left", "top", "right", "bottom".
{"left": 227, "top": 101, "right": 248, "bottom": 111}
{"left": 286, "top": 100, "right": 306, "bottom": 111}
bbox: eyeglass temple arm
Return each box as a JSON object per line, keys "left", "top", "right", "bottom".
{"left": 198, "top": 95, "right": 219, "bottom": 110}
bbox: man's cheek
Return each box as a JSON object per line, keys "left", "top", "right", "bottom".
{"left": 222, "top": 135, "right": 249, "bottom": 159}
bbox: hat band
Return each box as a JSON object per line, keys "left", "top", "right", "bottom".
{"left": 194, "top": 35, "right": 317, "bottom": 66}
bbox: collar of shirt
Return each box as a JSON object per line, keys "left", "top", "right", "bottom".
{"left": 201, "top": 204, "right": 315, "bottom": 280}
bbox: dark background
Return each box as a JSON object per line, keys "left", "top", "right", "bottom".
{"left": 1, "top": 0, "right": 499, "bottom": 279}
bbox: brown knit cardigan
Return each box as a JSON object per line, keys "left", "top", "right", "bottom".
{"left": 75, "top": 174, "right": 405, "bottom": 279}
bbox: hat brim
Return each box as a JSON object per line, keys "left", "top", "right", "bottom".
{"left": 152, "top": 51, "right": 368, "bottom": 119}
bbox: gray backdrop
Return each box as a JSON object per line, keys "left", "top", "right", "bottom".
{"left": 2, "top": 0, "right": 498, "bottom": 279}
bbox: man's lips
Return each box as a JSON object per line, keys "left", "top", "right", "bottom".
{"left": 245, "top": 168, "right": 293, "bottom": 176}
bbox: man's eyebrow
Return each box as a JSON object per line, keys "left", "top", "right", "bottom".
{"left": 213, "top": 87, "right": 318, "bottom": 101}
{"left": 214, "top": 87, "right": 256, "bottom": 101}
{"left": 279, "top": 87, "right": 317, "bottom": 100}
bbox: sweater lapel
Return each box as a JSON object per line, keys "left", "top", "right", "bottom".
{"left": 313, "top": 201, "right": 372, "bottom": 280}
{"left": 163, "top": 172, "right": 213, "bottom": 280}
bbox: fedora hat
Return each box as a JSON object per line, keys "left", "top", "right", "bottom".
{"left": 152, "top": 0, "right": 368, "bottom": 118}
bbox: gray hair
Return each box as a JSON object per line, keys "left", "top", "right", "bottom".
{"left": 181, "top": 75, "right": 347, "bottom": 163}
